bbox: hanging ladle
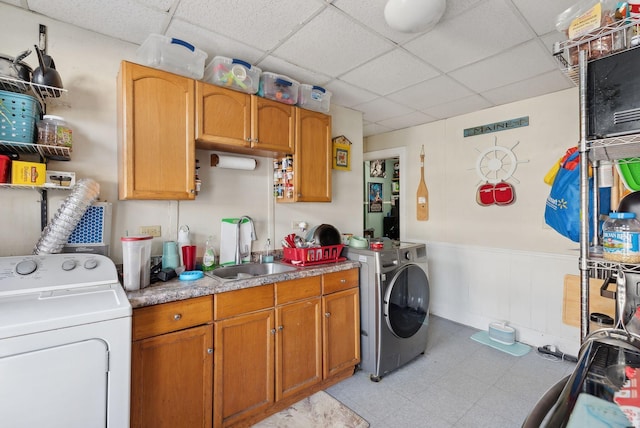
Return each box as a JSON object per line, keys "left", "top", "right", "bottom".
{"left": 31, "top": 44, "right": 62, "bottom": 97}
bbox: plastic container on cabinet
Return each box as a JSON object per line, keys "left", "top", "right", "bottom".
{"left": 603, "top": 212, "right": 640, "bottom": 263}
{"left": 298, "top": 84, "right": 331, "bottom": 113}
{"left": 37, "top": 115, "right": 72, "bottom": 148}
{"left": 204, "top": 56, "right": 261, "bottom": 94}
{"left": 136, "top": 34, "right": 207, "bottom": 79}
{"left": 259, "top": 72, "right": 299, "bottom": 105}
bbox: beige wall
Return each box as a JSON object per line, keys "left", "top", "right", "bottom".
{"left": 0, "top": 3, "right": 364, "bottom": 261}
{"left": 366, "top": 87, "right": 581, "bottom": 255}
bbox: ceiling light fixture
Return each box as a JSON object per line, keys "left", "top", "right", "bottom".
{"left": 384, "top": 0, "right": 446, "bottom": 33}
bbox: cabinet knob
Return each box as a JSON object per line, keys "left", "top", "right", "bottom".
{"left": 325, "top": 312, "right": 330, "bottom": 318}
{"left": 271, "top": 328, "right": 276, "bottom": 334}
{"left": 173, "top": 314, "right": 182, "bottom": 321}
{"left": 340, "top": 279, "right": 346, "bottom": 283}
{"left": 207, "top": 348, "right": 213, "bottom": 354}
{"left": 278, "top": 325, "right": 284, "bottom": 331}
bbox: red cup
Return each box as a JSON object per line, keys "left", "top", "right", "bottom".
{"left": 182, "top": 245, "right": 196, "bottom": 271}
{"left": 0, "top": 155, "right": 10, "bottom": 183}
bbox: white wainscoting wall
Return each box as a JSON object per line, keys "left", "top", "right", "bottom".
{"left": 426, "top": 241, "right": 582, "bottom": 356}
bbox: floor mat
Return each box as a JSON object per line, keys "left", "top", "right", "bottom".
{"left": 471, "top": 331, "right": 531, "bottom": 357}
{"left": 252, "top": 390, "right": 369, "bottom": 427}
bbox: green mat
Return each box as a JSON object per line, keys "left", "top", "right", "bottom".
{"left": 470, "top": 331, "right": 531, "bottom": 357}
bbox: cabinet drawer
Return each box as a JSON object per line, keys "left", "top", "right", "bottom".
{"left": 132, "top": 296, "right": 213, "bottom": 341}
{"left": 275, "top": 276, "right": 321, "bottom": 305}
{"left": 214, "top": 284, "right": 274, "bottom": 320}
{"left": 322, "top": 268, "right": 359, "bottom": 295}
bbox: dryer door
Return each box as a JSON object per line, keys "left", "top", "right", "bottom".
{"left": 384, "top": 263, "right": 430, "bottom": 338}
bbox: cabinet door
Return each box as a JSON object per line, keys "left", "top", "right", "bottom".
{"left": 131, "top": 324, "right": 213, "bottom": 428}
{"left": 118, "top": 61, "right": 195, "bottom": 200}
{"left": 195, "top": 82, "right": 251, "bottom": 150}
{"left": 214, "top": 310, "right": 274, "bottom": 427}
{"left": 294, "top": 109, "right": 332, "bottom": 202}
{"left": 275, "top": 297, "right": 322, "bottom": 401}
{"left": 322, "top": 288, "right": 360, "bottom": 378}
{"left": 252, "top": 96, "right": 295, "bottom": 154}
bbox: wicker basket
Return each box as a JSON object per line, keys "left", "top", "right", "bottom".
{"left": 0, "top": 90, "right": 40, "bottom": 143}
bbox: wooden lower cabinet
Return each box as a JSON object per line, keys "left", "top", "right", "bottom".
{"left": 130, "top": 296, "right": 214, "bottom": 428}
{"left": 323, "top": 287, "right": 361, "bottom": 378}
{"left": 213, "top": 309, "right": 275, "bottom": 427}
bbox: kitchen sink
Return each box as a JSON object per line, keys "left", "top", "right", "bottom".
{"left": 206, "top": 262, "right": 299, "bottom": 280}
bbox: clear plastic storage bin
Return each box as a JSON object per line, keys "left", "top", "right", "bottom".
{"left": 298, "top": 84, "right": 331, "bottom": 113}
{"left": 204, "top": 56, "right": 261, "bottom": 94}
{"left": 136, "top": 34, "right": 207, "bottom": 80}
{"left": 259, "top": 72, "right": 299, "bottom": 105}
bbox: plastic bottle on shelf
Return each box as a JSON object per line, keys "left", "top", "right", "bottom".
{"left": 603, "top": 212, "right": 640, "bottom": 263}
{"left": 202, "top": 236, "right": 217, "bottom": 271}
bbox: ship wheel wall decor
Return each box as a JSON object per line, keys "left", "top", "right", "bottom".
{"left": 472, "top": 138, "right": 529, "bottom": 206}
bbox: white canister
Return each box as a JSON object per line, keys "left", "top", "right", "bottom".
{"left": 121, "top": 235, "right": 153, "bottom": 290}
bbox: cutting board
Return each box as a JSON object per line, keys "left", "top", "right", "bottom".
{"left": 562, "top": 274, "right": 615, "bottom": 327}
{"left": 416, "top": 148, "right": 429, "bottom": 221}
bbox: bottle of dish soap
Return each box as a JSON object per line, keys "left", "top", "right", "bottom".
{"left": 202, "top": 236, "right": 217, "bottom": 271}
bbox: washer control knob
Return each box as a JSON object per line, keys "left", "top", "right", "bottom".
{"left": 62, "top": 260, "right": 77, "bottom": 271}
{"left": 15, "top": 259, "right": 37, "bottom": 276}
{"left": 405, "top": 251, "right": 413, "bottom": 261}
{"left": 84, "top": 259, "right": 98, "bottom": 270}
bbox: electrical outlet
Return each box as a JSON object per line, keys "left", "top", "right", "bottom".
{"left": 140, "top": 225, "right": 161, "bottom": 237}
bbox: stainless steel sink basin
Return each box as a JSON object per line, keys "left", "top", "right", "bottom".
{"left": 207, "top": 262, "right": 299, "bottom": 280}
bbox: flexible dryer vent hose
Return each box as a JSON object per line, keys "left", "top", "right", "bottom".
{"left": 33, "top": 178, "right": 100, "bottom": 254}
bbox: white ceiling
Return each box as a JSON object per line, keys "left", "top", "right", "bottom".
{"left": 2, "top": 0, "right": 576, "bottom": 137}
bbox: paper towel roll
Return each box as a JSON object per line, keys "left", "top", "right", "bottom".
{"left": 211, "top": 154, "right": 256, "bottom": 170}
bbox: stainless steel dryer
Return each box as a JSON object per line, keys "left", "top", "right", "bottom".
{"left": 345, "top": 242, "right": 430, "bottom": 381}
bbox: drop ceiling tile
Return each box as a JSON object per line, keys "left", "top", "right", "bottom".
{"left": 1, "top": 0, "right": 20, "bottom": 6}
{"left": 135, "top": 0, "right": 174, "bottom": 12}
{"left": 273, "top": 7, "right": 393, "bottom": 76}
{"left": 481, "top": 70, "right": 574, "bottom": 106}
{"left": 353, "top": 97, "right": 415, "bottom": 123}
{"left": 404, "top": 0, "right": 535, "bottom": 73}
{"left": 422, "top": 94, "right": 493, "bottom": 120}
{"left": 511, "top": 0, "right": 577, "bottom": 35}
{"left": 323, "top": 79, "right": 378, "bottom": 108}
{"left": 378, "top": 111, "right": 436, "bottom": 130}
{"left": 539, "top": 31, "right": 567, "bottom": 55}
{"left": 449, "top": 39, "right": 558, "bottom": 93}
{"left": 332, "top": 0, "right": 418, "bottom": 44}
{"left": 174, "top": 0, "right": 326, "bottom": 51}
{"left": 340, "top": 49, "right": 439, "bottom": 96}
{"left": 257, "top": 55, "right": 332, "bottom": 86}
{"left": 166, "top": 19, "right": 265, "bottom": 65}
{"left": 27, "top": 0, "right": 166, "bottom": 44}
{"left": 364, "top": 122, "right": 393, "bottom": 137}
{"left": 387, "top": 75, "right": 473, "bottom": 111}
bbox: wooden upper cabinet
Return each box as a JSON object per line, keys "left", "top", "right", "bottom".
{"left": 252, "top": 96, "right": 295, "bottom": 154}
{"left": 294, "top": 109, "right": 332, "bottom": 202}
{"left": 194, "top": 83, "right": 294, "bottom": 157}
{"left": 117, "top": 61, "right": 196, "bottom": 200}
{"left": 195, "top": 82, "right": 251, "bottom": 150}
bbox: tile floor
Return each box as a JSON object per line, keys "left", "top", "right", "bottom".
{"left": 326, "top": 315, "right": 577, "bottom": 428}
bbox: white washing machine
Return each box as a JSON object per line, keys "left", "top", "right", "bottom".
{"left": 0, "top": 253, "right": 132, "bottom": 428}
{"left": 345, "top": 242, "right": 430, "bottom": 381}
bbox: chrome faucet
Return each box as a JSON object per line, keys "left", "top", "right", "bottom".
{"left": 235, "top": 216, "right": 257, "bottom": 265}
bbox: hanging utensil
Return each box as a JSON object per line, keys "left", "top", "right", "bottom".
{"left": 617, "top": 269, "right": 628, "bottom": 332}
{"left": 416, "top": 145, "right": 429, "bottom": 221}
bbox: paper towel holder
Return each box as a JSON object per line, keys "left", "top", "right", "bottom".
{"left": 210, "top": 154, "right": 257, "bottom": 170}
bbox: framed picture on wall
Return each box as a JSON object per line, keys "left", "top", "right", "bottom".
{"left": 368, "top": 182, "right": 383, "bottom": 213}
{"left": 332, "top": 135, "right": 351, "bottom": 171}
{"left": 392, "top": 180, "right": 399, "bottom": 194}
{"left": 370, "top": 160, "right": 386, "bottom": 178}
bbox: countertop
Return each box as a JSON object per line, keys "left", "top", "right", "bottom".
{"left": 126, "top": 260, "right": 360, "bottom": 309}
